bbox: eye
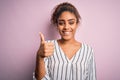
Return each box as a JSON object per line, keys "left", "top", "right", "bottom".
{"left": 58, "top": 21, "right": 65, "bottom": 26}
{"left": 69, "top": 21, "right": 75, "bottom": 25}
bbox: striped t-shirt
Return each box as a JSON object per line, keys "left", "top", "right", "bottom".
{"left": 34, "top": 40, "right": 96, "bottom": 80}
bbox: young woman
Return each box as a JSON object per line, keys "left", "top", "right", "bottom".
{"left": 34, "top": 2, "right": 96, "bottom": 80}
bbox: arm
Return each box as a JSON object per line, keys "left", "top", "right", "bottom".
{"left": 35, "top": 54, "right": 46, "bottom": 80}
{"left": 34, "top": 33, "right": 54, "bottom": 80}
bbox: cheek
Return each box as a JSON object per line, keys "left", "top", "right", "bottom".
{"left": 57, "top": 27, "right": 62, "bottom": 34}
{"left": 72, "top": 25, "right": 78, "bottom": 31}
{"left": 57, "top": 26, "right": 63, "bottom": 31}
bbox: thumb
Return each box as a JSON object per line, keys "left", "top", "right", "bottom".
{"left": 39, "top": 32, "right": 45, "bottom": 43}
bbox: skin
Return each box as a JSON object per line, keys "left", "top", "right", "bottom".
{"left": 35, "top": 32, "right": 54, "bottom": 80}
{"left": 57, "top": 11, "right": 78, "bottom": 41}
{"left": 57, "top": 11, "right": 81, "bottom": 60}
{"left": 35, "top": 11, "right": 81, "bottom": 80}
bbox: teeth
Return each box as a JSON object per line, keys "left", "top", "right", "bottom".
{"left": 63, "top": 31, "right": 70, "bottom": 35}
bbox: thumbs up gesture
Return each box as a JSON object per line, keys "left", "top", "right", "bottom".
{"left": 37, "top": 32, "right": 54, "bottom": 58}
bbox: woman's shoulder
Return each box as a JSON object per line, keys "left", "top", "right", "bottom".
{"left": 81, "top": 42, "right": 93, "bottom": 50}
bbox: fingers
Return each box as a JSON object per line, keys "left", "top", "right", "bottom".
{"left": 44, "top": 42, "right": 54, "bottom": 47}
{"left": 43, "top": 48, "right": 54, "bottom": 57}
{"left": 39, "top": 32, "right": 45, "bottom": 44}
{"left": 43, "top": 43, "right": 54, "bottom": 51}
{"left": 38, "top": 32, "right": 54, "bottom": 57}
{"left": 42, "top": 42, "right": 54, "bottom": 57}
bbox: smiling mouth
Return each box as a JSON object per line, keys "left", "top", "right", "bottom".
{"left": 62, "top": 31, "right": 71, "bottom": 36}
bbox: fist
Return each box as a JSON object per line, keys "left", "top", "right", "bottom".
{"left": 37, "top": 32, "right": 54, "bottom": 58}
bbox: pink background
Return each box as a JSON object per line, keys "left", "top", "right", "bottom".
{"left": 0, "top": 0, "right": 120, "bottom": 80}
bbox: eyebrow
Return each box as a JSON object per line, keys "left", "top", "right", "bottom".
{"left": 68, "top": 19, "right": 76, "bottom": 21}
{"left": 58, "top": 19, "right": 76, "bottom": 22}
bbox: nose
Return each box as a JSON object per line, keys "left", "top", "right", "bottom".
{"left": 64, "top": 23, "right": 69, "bottom": 29}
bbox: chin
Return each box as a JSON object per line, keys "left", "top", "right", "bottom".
{"left": 62, "top": 36, "right": 73, "bottom": 41}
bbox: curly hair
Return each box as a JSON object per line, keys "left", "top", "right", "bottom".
{"left": 51, "top": 2, "right": 81, "bottom": 25}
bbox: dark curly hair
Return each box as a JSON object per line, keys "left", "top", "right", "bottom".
{"left": 51, "top": 2, "right": 81, "bottom": 25}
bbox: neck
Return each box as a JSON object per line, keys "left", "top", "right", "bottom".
{"left": 59, "top": 38, "right": 77, "bottom": 45}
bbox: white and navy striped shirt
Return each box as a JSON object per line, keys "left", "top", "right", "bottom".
{"left": 33, "top": 40, "right": 96, "bottom": 80}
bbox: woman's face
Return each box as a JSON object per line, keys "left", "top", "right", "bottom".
{"left": 57, "top": 11, "right": 78, "bottom": 41}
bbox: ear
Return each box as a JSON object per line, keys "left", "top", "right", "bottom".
{"left": 55, "top": 23, "right": 58, "bottom": 29}
{"left": 55, "top": 26, "right": 59, "bottom": 31}
{"left": 76, "top": 23, "right": 79, "bottom": 28}
{"left": 77, "top": 21, "right": 81, "bottom": 28}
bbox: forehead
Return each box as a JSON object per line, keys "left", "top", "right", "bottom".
{"left": 58, "top": 11, "right": 76, "bottom": 20}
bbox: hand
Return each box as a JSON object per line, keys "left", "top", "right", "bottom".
{"left": 37, "top": 32, "right": 54, "bottom": 58}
